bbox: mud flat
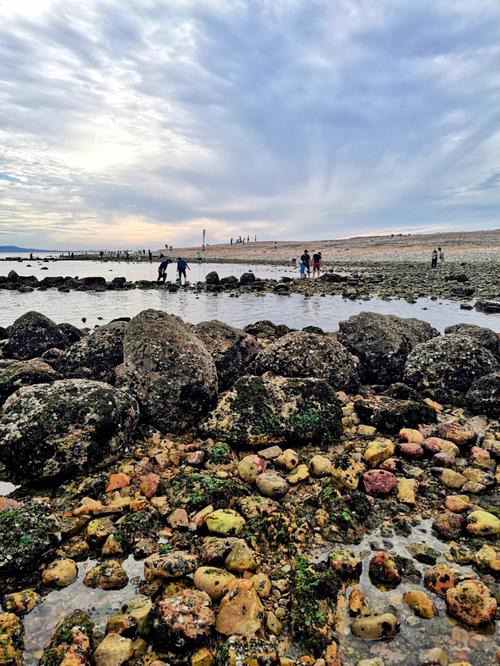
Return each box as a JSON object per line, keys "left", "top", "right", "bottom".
{"left": 0, "top": 309, "right": 498, "bottom": 665}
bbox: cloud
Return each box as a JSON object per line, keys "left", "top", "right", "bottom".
{"left": 0, "top": 0, "right": 499, "bottom": 248}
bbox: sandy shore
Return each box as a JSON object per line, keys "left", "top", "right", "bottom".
{"left": 155, "top": 229, "right": 500, "bottom": 263}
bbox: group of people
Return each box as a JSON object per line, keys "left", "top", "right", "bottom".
{"left": 230, "top": 235, "right": 257, "bottom": 245}
{"left": 431, "top": 246, "right": 445, "bottom": 268}
{"left": 157, "top": 257, "right": 190, "bottom": 284}
{"left": 292, "top": 249, "right": 322, "bottom": 278}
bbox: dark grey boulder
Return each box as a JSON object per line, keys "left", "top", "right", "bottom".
{"left": 205, "top": 271, "right": 220, "bottom": 285}
{"left": 239, "top": 272, "right": 256, "bottom": 285}
{"left": 355, "top": 394, "right": 437, "bottom": 434}
{"left": 58, "top": 322, "right": 84, "bottom": 344}
{"left": 466, "top": 373, "right": 500, "bottom": 416}
{"left": 404, "top": 334, "right": 499, "bottom": 402}
{"left": 243, "top": 320, "right": 292, "bottom": 342}
{"left": 249, "top": 331, "right": 360, "bottom": 392}
{"left": 63, "top": 320, "right": 127, "bottom": 383}
{"left": 0, "top": 379, "right": 139, "bottom": 481}
{"left": 200, "top": 374, "right": 342, "bottom": 448}
{"left": 0, "top": 358, "right": 57, "bottom": 404}
{"left": 5, "top": 311, "right": 70, "bottom": 360}
{"left": 194, "top": 320, "right": 260, "bottom": 391}
{"left": 116, "top": 309, "right": 217, "bottom": 432}
{"left": 444, "top": 324, "right": 499, "bottom": 359}
{"left": 338, "top": 312, "right": 439, "bottom": 384}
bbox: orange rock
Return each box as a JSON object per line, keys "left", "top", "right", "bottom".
{"left": 106, "top": 473, "right": 130, "bottom": 493}
{"left": 138, "top": 473, "right": 160, "bottom": 498}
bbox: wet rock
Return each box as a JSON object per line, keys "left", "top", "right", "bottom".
{"left": 397, "top": 478, "right": 418, "bottom": 505}
{"left": 435, "top": 423, "right": 476, "bottom": 448}
{"left": 424, "top": 564, "right": 457, "bottom": 597}
{"left": 93, "top": 633, "right": 133, "bottom": 666}
{"left": 355, "top": 395, "right": 436, "bottom": 434}
{"left": 424, "top": 437, "right": 460, "bottom": 456}
{"left": 329, "top": 549, "right": 362, "bottom": 578}
{"left": 206, "top": 509, "right": 246, "bottom": 535}
{"left": 58, "top": 322, "right": 84, "bottom": 344}
{"left": 369, "top": 551, "right": 401, "bottom": 587}
{"left": 5, "top": 311, "right": 70, "bottom": 360}
{"left": 275, "top": 448, "right": 299, "bottom": 470}
{"left": 255, "top": 471, "right": 289, "bottom": 498}
{"left": 444, "top": 323, "right": 499, "bottom": 358}
{"left": 63, "top": 320, "right": 127, "bottom": 383}
{"left": 83, "top": 560, "right": 129, "bottom": 590}
{"left": 439, "top": 469, "right": 467, "bottom": 490}
{"left": 3, "top": 589, "right": 41, "bottom": 615}
{"left": 239, "top": 272, "right": 256, "bottom": 285}
{"left": 363, "top": 469, "right": 397, "bottom": 496}
{"left": 237, "top": 455, "right": 267, "bottom": 483}
{"left": 398, "top": 442, "right": 424, "bottom": 458}
{"left": 215, "top": 579, "right": 264, "bottom": 637}
{"left": 193, "top": 567, "right": 235, "bottom": 601}
{"left": 288, "top": 463, "right": 309, "bottom": 484}
{"left": 144, "top": 551, "right": 199, "bottom": 580}
{"left": 0, "top": 612, "right": 23, "bottom": 665}
{"left": 154, "top": 589, "right": 215, "bottom": 645}
{"left": 199, "top": 537, "right": 239, "bottom": 564}
{"left": 403, "top": 590, "right": 437, "bottom": 618}
{"left": 249, "top": 331, "right": 360, "bottom": 391}
{"left": 167, "top": 508, "right": 189, "bottom": 529}
{"left": 205, "top": 271, "right": 220, "bottom": 285}
{"left": 338, "top": 312, "right": 438, "bottom": 383}
{"left": 0, "top": 500, "right": 57, "bottom": 575}
{"left": 201, "top": 374, "right": 342, "bottom": 447}
{"left": 351, "top": 613, "right": 399, "bottom": 640}
{"left": 466, "top": 372, "right": 500, "bottom": 416}
{"left": 407, "top": 544, "right": 439, "bottom": 565}
{"left": 465, "top": 509, "right": 500, "bottom": 537}
{"left": 40, "top": 609, "right": 94, "bottom": 666}
{"left": 194, "top": 320, "right": 260, "bottom": 391}
{"left": 117, "top": 310, "right": 217, "bottom": 433}
{"left": 432, "top": 511, "right": 463, "bottom": 539}
{"left": 363, "top": 438, "right": 395, "bottom": 467}
{"left": 0, "top": 379, "right": 138, "bottom": 481}
{"left": 419, "top": 647, "right": 448, "bottom": 666}
{"left": 445, "top": 579, "right": 497, "bottom": 626}
{"left": 0, "top": 358, "right": 57, "bottom": 404}
{"left": 444, "top": 495, "right": 472, "bottom": 513}
{"left": 42, "top": 558, "right": 78, "bottom": 588}
{"left": 224, "top": 540, "right": 256, "bottom": 572}
{"left": 243, "top": 320, "right": 291, "bottom": 342}
{"left": 404, "top": 335, "right": 499, "bottom": 401}
{"left": 331, "top": 453, "right": 365, "bottom": 490}
{"left": 310, "top": 454, "right": 333, "bottom": 476}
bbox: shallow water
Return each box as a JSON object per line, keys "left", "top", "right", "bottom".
{"left": 22, "top": 555, "right": 143, "bottom": 665}
{"left": 333, "top": 520, "right": 497, "bottom": 666}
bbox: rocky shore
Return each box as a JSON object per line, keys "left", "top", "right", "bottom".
{"left": 0, "top": 309, "right": 498, "bottom": 665}
{"left": 2, "top": 260, "right": 499, "bottom": 310}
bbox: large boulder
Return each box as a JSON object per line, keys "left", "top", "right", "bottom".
{"left": 5, "top": 311, "right": 70, "bottom": 360}
{"left": 338, "top": 312, "right": 438, "bottom": 384}
{"left": 243, "top": 320, "right": 292, "bottom": 342}
{"left": 249, "top": 332, "right": 360, "bottom": 392}
{"left": 0, "top": 379, "right": 139, "bottom": 481}
{"left": 355, "top": 394, "right": 437, "bottom": 434}
{"left": 466, "top": 372, "right": 500, "bottom": 416}
{"left": 194, "top": 320, "right": 260, "bottom": 391}
{"left": 117, "top": 310, "right": 217, "bottom": 432}
{"left": 0, "top": 358, "right": 57, "bottom": 404}
{"left": 404, "top": 334, "right": 499, "bottom": 402}
{"left": 63, "top": 321, "right": 127, "bottom": 383}
{"left": 444, "top": 323, "right": 499, "bottom": 359}
{"left": 200, "top": 374, "right": 342, "bottom": 447}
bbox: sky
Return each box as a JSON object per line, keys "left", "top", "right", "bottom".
{"left": 0, "top": 0, "right": 499, "bottom": 249}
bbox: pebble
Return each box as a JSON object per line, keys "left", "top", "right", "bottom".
{"left": 363, "top": 438, "right": 395, "bottom": 467}
{"left": 205, "top": 509, "right": 246, "bottom": 535}
{"left": 439, "top": 469, "right": 467, "bottom": 489}
{"left": 42, "top": 558, "right": 78, "bottom": 588}
{"left": 445, "top": 579, "right": 497, "bottom": 626}
{"left": 351, "top": 613, "right": 399, "bottom": 640}
{"left": 309, "top": 454, "right": 332, "bottom": 476}
{"left": 400, "top": 428, "right": 424, "bottom": 444}
{"left": 224, "top": 540, "right": 256, "bottom": 573}
{"left": 237, "top": 455, "right": 266, "bottom": 482}
{"left": 83, "top": 560, "right": 129, "bottom": 590}
{"left": 419, "top": 647, "right": 447, "bottom": 666}
{"left": 465, "top": 509, "right": 500, "bottom": 536}
{"left": 363, "top": 469, "right": 398, "bottom": 496}
{"left": 93, "top": 633, "right": 133, "bottom": 666}
{"left": 397, "top": 478, "right": 418, "bottom": 504}
{"left": 255, "top": 471, "right": 289, "bottom": 498}
{"left": 275, "top": 449, "right": 300, "bottom": 470}
{"left": 215, "top": 579, "right": 264, "bottom": 637}
{"left": 403, "top": 590, "right": 437, "bottom": 618}
{"left": 288, "top": 463, "right": 309, "bottom": 484}
{"left": 193, "top": 567, "right": 235, "bottom": 601}
{"left": 144, "top": 551, "right": 198, "bottom": 580}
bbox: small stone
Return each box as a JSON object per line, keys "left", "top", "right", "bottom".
{"left": 432, "top": 511, "right": 463, "bottom": 539}
{"left": 258, "top": 445, "right": 283, "bottom": 459}
{"left": 275, "top": 449, "right": 300, "bottom": 470}
{"left": 436, "top": 423, "right": 475, "bottom": 448}
{"left": 84, "top": 560, "right": 128, "bottom": 590}
{"left": 398, "top": 442, "right": 424, "bottom": 458}
{"left": 94, "top": 633, "right": 133, "bottom": 666}
{"left": 329, "top": 549, "right": 362, "bottom": 578}
{"left": 419, "top": 647, "right": 447, "bottom": 666}
{"left": 252, "top": 572, "right": 272, "bottom": 598}
{"left": 407, "top": 543, "right": 439, "bottom": 564}
{"left": 237, "top": 455, "right": 266, "bottom": 483}
{"left": 368, "top": 551, "right": 401, "bottom": 587}
{"left": 137, "top": 472, "right": 160, "bottom": 498}
{"left": 106, "top": 473, "right": 130, "bottom": 492}
{"left": 474, "top": 544, "right": 500, "bottom": 572}
{"left": 206, "top": 509, "right": 245, "bottom": 536}
{"left": 266, "top": 611, "right": 282, "bottom": 635}
{"left": 363, "top": 438, "right": 395, "bottom": 468}
{"left": 465, "top": 509, "right": 500, "bottom": 537}
{"left": 255, "top": 471, "right": 289, "bottom": 498}
{"left": 400, "top": 428, "right": 423, "bottom": 444}
{"left": 168, "top": 508, "right": 189, "bottom": 529}
{"left": 439, "top": 469, "right": 466, "bottom": 489}
{"left": 397, "top": 478, "right": 418, "bottom": 505}
{"left": 102, "top": 534, "right": 125, "bottom": 556}
{"left": 127, "top": 595, "right": 153, "bottom": 634}
{"left": 363, "top": 470, "right": 397, "bottom": 496}
{"left": 358, "top": 424, "right": 377, "bottom": 437}
{"left": 215, "top": 579, "right": 264, "bottom": 637}
{"left": 144, "top": 551, "right": 198, "bottom": 580}
{"left": 403, "top": 590, "right": 437, "bottom": 618}
{"left": 191, "top": 647, "right": 214, "bottom": 666}
{"left": 193, "top": 567, "right": 235, "bottom": 601}
{"left": 351, "top": 613, "right": 399, "bottom": 640}
{"left": 331, "top": 454, "right": 365, "bottom": 490}
{"left": 424, "top": 564, "right": 456, "bottom": 597}
{"left": 288, "top": 463, "right": 309, "bottom": 484}
{"left": 155, "top": 589, "right": 215, "bottom": 642}
{"left": 445, "top": 579, "right": 497, "bottom": 626}
{"left": 444, "top": 495, "right": 472, "bottom": 513}
{"left": 3, "top": 589, "right": 41, "bottom": 615}
{"left": 85, "top": 517, "right": 116, "bottom": 542}
{"left": 224, "top": 540, "right": 256, "bottom": 573}
{"left": 357, "top": 660, "right": 385, "bottom": 666}
{"left": 42, "top": 559, "right": 78, "bottom": 588}
{"left": 309, "top": 455, "right": 332, "bottom": 476}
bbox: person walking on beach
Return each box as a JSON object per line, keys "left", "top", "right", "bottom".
{"left": 312, "top": 251, "right": 322, "bottom": 277}
{"left": 177, "top": 257, "right": 190, "bottom": 284}
{"left": 300, "top": 249, "right": 311, "bottom": 276}
{"left": 431, "top": 248, "right": 438, "bottom": 269}
{"left": 438, "top": 246, "right": 445, "bottom": 264}
{"left": 157, "top": 257, "right": 171, "bottom": 283}
{"left": 148, "top": 249, "right": 152, "bottom": 262}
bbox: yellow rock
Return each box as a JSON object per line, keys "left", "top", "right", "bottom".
{"left": 42, "top": 559, "right": 78, "bottom": 588}
{"left": 266, "top": 611, "right": 282, "bottom": 635}
{"left": 225, "top": 540, "right": 256, "bottom": 573}
{"left": 465, "top": 510, "right": 500, "bottom": 537}
{"left": 3, "top": 589, "right": 41, "bottom": 615}
{"left": 193, "top": 567, "right": 235, "bottom": 601}
{"left": 191, "top": 648, "right": 214, "bottom": 666}
{"left": 309, "top": 455, "right": 332, "bottom": 477}
{"left": 474, "top": 545, "right": 500, "bottom": 572}
{"left": 287, "top": 464, "right": 309, "bottom": 484}
{"left": 206, "top": 509, "right": 245, "bottom": 536}
{"left": 403, "top": 590, "right": 437, "bottom": 618}
{"left": 331, "top": 454, "right": 365, "bottom": 490}
{"left": 399, "top": 428, "right": 423, "bottom": 444}
{"left": 215, "top": 579, "right": 264, "bottom": 637}
{"left": 93, "top": 633, "right": 133, "bottom": 666}
{"left": 397, "top": 478, "right": 418, "bottom": 505}
{"left": 358, "top": 425, "right": 377, "bottom": 437}
{"left": 363, "top": 438, "right": 395, "bottom": 468}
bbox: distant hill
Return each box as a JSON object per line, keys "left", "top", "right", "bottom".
{"left": 0, "top": 245, "right": 58, "bottom": 253}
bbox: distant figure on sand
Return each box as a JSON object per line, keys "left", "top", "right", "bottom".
{"left": 431, "top": 248, "right": 438, "bottom": 269}
{"left": 157, "top": 258, "right": 171, "bottom": 283}
{"left": 438, "top": 246, "right": 445, "bottom": 264}
{"left": 177, "top": 257, "right": 190, "bottom": 284}
{"left": 300, "top": 249, "right": 311, "bottom": 276}
{"left": 312, "top": 251, "right": 322, "bottom": 277}
{"left": 196, "top": 251, "right": 204, "bottom": 263}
